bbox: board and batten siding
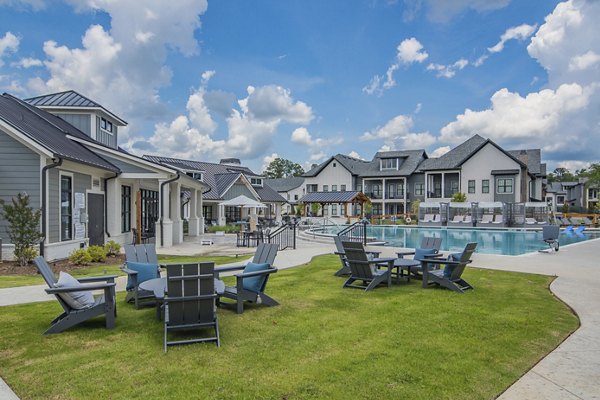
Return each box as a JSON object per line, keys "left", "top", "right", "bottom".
{"left": 101, "top": 155, "right": 154, "bottom": 173}
{"left": 0, "top": 130, "right": 41, "bottom": 242}
{"left": 48, "top": 169, "right": 92, "bottom": 243}
{"left": 54, "top": 113, "right": 91, "bottom": 137}
{"left": 95, "top": 116, "right": 117, "bottom": 149}
{"left": 224, "top": 183, "right": 256, "bottom": 200}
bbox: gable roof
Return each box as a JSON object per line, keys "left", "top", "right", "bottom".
{"left": 303, "top": 154, "right": 371, "bottom": 177}
{"left": 25, "top": 90, "right": 127, "bottom": 125}
{"left": 507, "top": 149, "right": 544, "bottom": 176}
{"left": 0, "top": 93, "right": 119, "bottom": 172}
{"left": 359, "top": 149, "right": 426, "bottom": 177}
{"left": 264, "top": 176, "right": 305, "bottom": 192}
{"left": 298, "top": 191, "right": 369, "bottom": 204}
{"left": 143, "top": 155, "right": 286, "bottom": 203}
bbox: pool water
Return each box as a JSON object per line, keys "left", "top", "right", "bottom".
{"left": 321, "top": 226, "right": 600, "bottom": 255}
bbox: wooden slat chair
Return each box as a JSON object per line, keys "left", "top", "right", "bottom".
{"left": 122, "top": 244, "right": 163, "bottom": 308}
{"left": 164, "top": 262, "right": 220, "bottom": 351}
{"left": 334, "top": 236, "right": 383, "bottom": 277}
{"left": 33, "top": 256, "right": 117, "bottom": 334}
{"left": 420, "top": 242, "right": 477, "bottom": 293}
{"left": 341, "top": 241, "right": 395, "bottom": 292}
{"left": 395, "top": 236, "right": 443, "bottom": 280}
{"left": 215, "top": 243, "right": 279, "bottom": 314}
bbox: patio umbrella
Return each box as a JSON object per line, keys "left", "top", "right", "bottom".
{"left": 219, "top": 195, "right": 267, "bottom": 208}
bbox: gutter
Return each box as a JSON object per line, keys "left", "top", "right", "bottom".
{"left": 159, "top": 173, "right": 181, "bottom": 247}
{"left": 104, "top": 172, "right": 121, "bottom": 238}
{"left": 40, "top": 158, "right": 63, "bottom": 257}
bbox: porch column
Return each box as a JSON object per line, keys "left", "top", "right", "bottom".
{"left": 188, "top": 189, "right": 200, "bottom": 237}
{"left": 404, "top": 178, "right": 407, "bottom": 216}
{"left": 275, "top": 203, "right": 282, "bottom": 224}
{"left": 382, "top": 178, "right": 387, "bottom": 216}
{"left": 218, "top": 204, "right": 226, "bottom": 226}
{"left": 105, "top": 178, "right": 121, "bottom": 243}
{"left": 441, "top": 172, "right": 445, "bottom": 199}
{"left": 170, "top": 181, "right": 183, "bottom": 245}
{"left": 198, "top": 191, "right": 204, "bottom": 234}
{"left": 158, "top": 179, "right": 173, "bottom": 248}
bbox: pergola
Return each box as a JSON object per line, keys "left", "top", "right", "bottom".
{"left": 297, "top": 191, "right": 370, "bottom": 217}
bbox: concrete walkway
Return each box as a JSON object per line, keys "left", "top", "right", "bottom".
{"left": 1, "top": 238, "right": 599, "bottom": 399}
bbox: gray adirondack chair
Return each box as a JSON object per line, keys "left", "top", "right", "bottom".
{"left": 341, "top": 241, "right": 395, "bottom": 291}
{"left": 33, "top": 256, "right": 117, "bottom": 334}
{"left": 396, "top": 236, "right": 443, "bottom": 279}
{"left": 164, "top": 262, "right": 220, "bottom": 351}
{"left": 122, "top": 244, "right": 162, "bottom": 308}
{"left": 420, "top": 242, "right": 478, "bottom": 293}
{"left": 215, "top": 243, "right": 279, "bottom": 314}
{"left": 334, "top": 235, "right": 382, "bottom": 277}
{"left": 541, "top": 225, "right": 560, "bottom": 252}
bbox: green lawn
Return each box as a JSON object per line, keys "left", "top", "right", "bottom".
{"left": 0, "top": 255, "right": 578, "bottom": 399}
{"left": 0, "top": 255, "right": 248, "bottom": 289}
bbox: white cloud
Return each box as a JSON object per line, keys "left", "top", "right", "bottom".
{"left": 568, "top": 50, "right": 600, "bottom": 71}
{"left": 364, "top": 37, "right": 428, "bottom": 95}
{"left": 290, "top": 127, "right": 343, "bottom": 163}
{"left": 361, "top": 114, "right": 436, "bottom": 149}
{"left": 0, "top": 0, "right": 46, "bottom": 10}
{"left": 246, "top": 85, "right": 313, "bottom": 124}
{"left": 488, "top": 23, "right": 537, "bottom": 53}
{"left": 11, "top": 57, "right": 42, "bottom": 68}
{"left": 0, "top": 32, "right": 19, "bottom": 66}
{"left": 405, "top": 0, "right": 511, "bottom": 23}
{"left": 556, "top": 160, "right": 591, "bottom": 172}
{"left": 426, "top": 58, "right": 468, "bottom": 78}
{"left": 261, "top": 153, "right": 279, "bottom": 173}
{"left": 430, "top": 146, "right": 451, "bottom": 158}
{"left": 348, "top": 151, "right": 364, "bottom": 160}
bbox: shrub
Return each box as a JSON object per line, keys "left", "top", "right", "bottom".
{"left": 69, "top": 248, "right": 92, "bottom": 265}
{"left": 104, "top": 240, "right": 121, "bottom": 257}
{"left": 0, "top": 193, "right": 44, "bottom": 266}
{"left": 207, "top": 225, "right": 240, "bottom": 234}
{"left": 451, "top": 192, "right": 467, "bottom": 202}
{"left": 88, "top": 245, "right": 107, "bottom": 262}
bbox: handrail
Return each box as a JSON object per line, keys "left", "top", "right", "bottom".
{"left": 267, "top": 222, "right": 297, "bottom": 250}
{"left": 337, "top": 220, "right": 368, "bottom": 245}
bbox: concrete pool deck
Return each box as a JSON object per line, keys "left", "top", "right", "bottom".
{"left": 0, "top": 236, "right": 599, "bottom": 399}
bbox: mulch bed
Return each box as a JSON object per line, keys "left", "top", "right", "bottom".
{"left": 0, "top": 254, "right": 125, "bottom": 276}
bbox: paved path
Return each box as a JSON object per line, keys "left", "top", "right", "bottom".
{"left": 1, "top": 238, "right": 599, "bottom": 399}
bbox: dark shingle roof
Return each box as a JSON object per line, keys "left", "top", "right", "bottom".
{"left": 359, "top": 150, "right": 426, "bottom": 177}
{"left": 507, "top": 149, "right": 543, "bottom": 176}
{"left": 25, "top": 90, "right": 127, "bottom": 125}
{"left": 418, "top": 134, "right": 488, "bottom": 171}
{"left": 143, "top": 155, "right": 285, "bottom": 203}
{"left": 0, "top": 93, "right": 119, "bottom": 172}
{"left": 298, "top": 191, "right": 363, "bottom": 203}
{"left": 264, "top": 177, "right": 305, "bottom": 192}
{"left": 303, "top": 154, "right": 371, "bottom": 177}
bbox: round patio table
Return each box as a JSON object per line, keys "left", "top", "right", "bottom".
{"left": 392, "top": 259, "right": 421, "bottom": 283}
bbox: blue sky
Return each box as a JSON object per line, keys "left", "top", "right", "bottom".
{"left": 1, "top": 0, "right": 599, "bottom": 174}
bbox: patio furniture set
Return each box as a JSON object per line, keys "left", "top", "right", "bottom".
{"left": 335, "top": 235, "right": 478, "bottom": 294}
{"left": 33, "top": 243, "right": 280, "bottom": 352}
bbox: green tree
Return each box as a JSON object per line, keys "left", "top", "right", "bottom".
{"left": 451, "top": 192, "right": 467, "bottom": 202}
{"left": 548, "top": 167, "right": 576, "bottom": 183}
{"left": 1, "top": 193, "right": 44, "bottom": 266}
{"left": 411, "top": 199, "right": 420, "bottom": 216}
{"left": 264, "top": 158, "right": 305, "bottom": 178}
{"left": 310, "top": 203, "right": 321, "bottom": 217}
{"left": 581, "top": 163, "right": 600, "bottom": 186}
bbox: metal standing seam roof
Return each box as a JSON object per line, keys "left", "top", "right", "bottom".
{"left": 298, "top": 191, "right": 366, "bottom": 203}
{"left": 0, "top": 93, "right": 119, "bottom": 172}
{"left": 142, "top": 155, "right": 286, "bottom": 203}
{"left": 25, "top": 90, "right": 127, "bottom": 125}
{"left": 264, "top": 176, "right": 305, "bottom": 192}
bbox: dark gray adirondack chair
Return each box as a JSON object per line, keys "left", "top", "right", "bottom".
{"left": 215, "top": 243, "right": 279, "bottom": 314}
{"left": 541, "top": 225, "right": 560, "bottom": 252}
{"left": 164, "top": 262, "right": 220, "bottom": 351}
{"left": 341, "top": 241, "right": 395, "bottom": 291}
{"left": 122, "top": 244, "right": 162, "bottom": 308}
{"left": 334, "top": 235, "right": 382, "bottom": 277}
{"left": 395, "top": 236, "right": 443, "bottom": 279}
{"left": 33, "top": 256, "right": 117, "bottom": 334}
{"left": 420, "top": 242, "right": 478, "bottom": 293}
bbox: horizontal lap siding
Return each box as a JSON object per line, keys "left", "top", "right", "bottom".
{"left": 0, "top": 130, "right": 41, "bottom": 242}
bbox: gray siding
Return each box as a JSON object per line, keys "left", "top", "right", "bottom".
{"left": 494, "top": 175, "right": 516, "bottom": 203}
{"left": 223, "top": 183, "right": 256, "bottom": 200}
{"left": 54, "top": 113, "right": 91, "bottom": 136}
{"left": 101, "top": 155, "right": 154, "bottom": 173}
{"left": 0, "top": 130, "right": 41, "bottom": 241}
{"left": 96, "top": 116, "right": 118, "bottom": 149}
{"left": 48, "top": 169, "right": 92, "bottom": 243}
{"left": 408, "top": 174, "right": 425, "bottom": 202}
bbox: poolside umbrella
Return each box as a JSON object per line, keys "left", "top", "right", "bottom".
{"left": 219, "top": 195, "right": 266, "bottom": 208}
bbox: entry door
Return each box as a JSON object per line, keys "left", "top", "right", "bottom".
{"left": 88, "top": 193, "right": 105, "bottom": 246}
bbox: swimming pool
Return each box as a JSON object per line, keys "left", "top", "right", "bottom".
{"left": 315, "top": 225, "right": 600, "bottom": 255}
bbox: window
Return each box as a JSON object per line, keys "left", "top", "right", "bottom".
{"left": 307, "top": 184, "right": 318, "bottom": 193}
{"left": 497, "top": 178, "right": 513, "bottom": 194}
{"left": 341, "top": 184, "right": 346, "bottom": 191}
{"left": 294, "top": 194, "right": 298, "bottom": 200}
{"left": 468, "top": 180, "right": 475, "bottom": 194}
{"left": 371, "top": 184, "right": 381, "bottom": 198}
{"left": 333, "top": 162, "right": 337, "bottom": 167}
{"left": 557, "top": 195, "right": 565, "bottom": 204}
{"left": 482, "top": 179, "right": 490, "bottom": 194}
{"left": 121, "top": 185, "right": 131, "bottom": 233}
{"left": 380, "top": 158, "right": 398, "bottom": 170}
{"left": 372, "top": 203, "right": 382, "bottom": 216}
{"left": 323, "top": 185, "right": 328, "bottom": 192}
{"left": 250, "top": 177, "right": 263, "bottom": 186}
{"left": 60, "top": 175, "right": 72, "bottom": 241}
{"left": 414, "top": 183, "right": 424, "bottom": 196}
{"left": 450, "top": 181, "right": 459, "bottom": 194}
{"left": 203, "top": 205, "right": 213, "bottom": 221}
{"left": 356, "top": 184, "right": 362, "bottom": 192}
{"left": 332, "top": 185, "right": 338, "bottom": 191}
{"left": 186, "top": 171, "right": 204, "bottom": 181}
{"left": 225, "top": 206, "right": 241, "bottom": 222}
{"left": 331, "top": 204, "right": 338, "bottom": 215}
{"left": 100, "top": 117, "right": 113, "bottom": 133}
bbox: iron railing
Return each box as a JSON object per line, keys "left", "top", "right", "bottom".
{"left": 337, "top": 220, "right": 368, "bottom": 245}
{"left": 267, "top": 222, "right": 297, "bottom": 251}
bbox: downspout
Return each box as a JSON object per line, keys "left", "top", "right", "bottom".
{"left": 159, "top": 173, "right": 181, "bottom": 247}
{"left": 40, "top": 158, "right": 63, "bottom": 257}
{"left": 104, "top": 172, "right": 121, "bottom": 238}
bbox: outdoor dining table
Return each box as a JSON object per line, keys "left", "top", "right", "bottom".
{"left": 139, "top": 277, "right": 225, "bottom": 320}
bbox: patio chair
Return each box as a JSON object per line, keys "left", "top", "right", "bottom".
{"left": 396, "top": 236, "right": 443, "bottom": 280}
{"left": 333, "top": 235, "right": 382, "bottom": 276}
{"left": 479, "top": 214, "right": 494, "bottom": 225}
{"left": 33, "top": 256, "right": 117, "bottom": 334}
{"left": 419, "top": 242, "right": 477, "bottom": 293}
{"left": 215, "top": 243, "right": 279, "bottom": 314}
{"left": 450, "top": 215, "right": 463, "bottom": 224}
{"left": 122, "top": 244, "right": 163, "bottom": 309}
{"left": 492, "top": 214, "right": 504, "bottom": 225}
{"left": 341, "top": 241, "right": 395, "bottom": 292}
{"left": 164, "top": 262, "right": 220, "bottom": 351}
{"left": 461, "top": 215, "right": 473, "bottom": 225}
{"left": 541, "top": 225, "right": 560, "bottom": 252}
